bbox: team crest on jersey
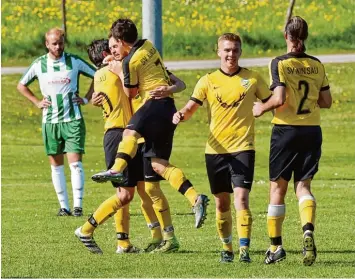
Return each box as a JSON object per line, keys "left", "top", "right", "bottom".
{"left": 241, "top": 79, "right": 250, "bottom": 88}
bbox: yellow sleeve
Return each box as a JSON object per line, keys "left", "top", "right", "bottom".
{"left": 190, "top": 75, "right": 208, "bottom": 105}
{"left": 255, "top": 73, "right": 272, "bottom": 101}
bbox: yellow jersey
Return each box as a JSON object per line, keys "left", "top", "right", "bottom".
{"left": 269, "top": 52, "right": 330, "bottom": 126}
{"left": 94, "top": 66, "right": 132, "bottom": 132}
{"left": 122, "top": 39, "right": 171, "bottom": 100}
{"left": 192, "top": 68, "right": 271, "bottom": 154}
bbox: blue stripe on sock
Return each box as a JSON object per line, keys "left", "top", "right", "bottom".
{"left": 240, "top": 238, "right": 250, "bottom": 247}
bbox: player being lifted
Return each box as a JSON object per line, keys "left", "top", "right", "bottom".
{"left": 75, "top": 38, "right": 185, "bottom": 253}
{"left": 92, "top": 18, "right": 209, "bottom": 229}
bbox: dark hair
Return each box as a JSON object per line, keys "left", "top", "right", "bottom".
{"left": 87, "top": 39, "right": 109, "bottom": 67}
{"left": 285, "top": 16, "right": 308, "bottom": 52}
{"left": 110, "top": 18, "right": 138, "bottom": 44}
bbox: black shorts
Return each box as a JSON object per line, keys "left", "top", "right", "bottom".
{"left": 269, "top": 125, "right": 322, "bottom": 182}
{"left": 103, "top": 128, "right": 162, "bottom": 188}
{"left": 126, "top": 98, "right": 177, "bottom": 160}
{"left": 205, "top": 150, "right": 255, "bottom": 195}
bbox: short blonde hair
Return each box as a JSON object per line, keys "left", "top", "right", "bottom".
{"left": 218, "top": 33, "right": 242, "bottom": 46}
{"left": 45, "top": 27, "right": 65, "bottom": 40}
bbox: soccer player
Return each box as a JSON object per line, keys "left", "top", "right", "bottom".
{"left": 74, "top": 38, "right": 184, "bottom": 254}
{"left": 173, "top": 33, "right": 271, "bottom": 263}
{"left": 92, "top": 18, "right": 209, "bottom": 229}
{"left": 253, "top": 16, "right": 332, "bottom": 266}
{"left": 17, "top": 28, "right": 95, "bottom": 217}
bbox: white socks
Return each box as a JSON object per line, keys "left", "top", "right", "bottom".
{"left": 69, "top": 161, "right": 84, "bottom": 208}
{"left": 51, "top": 162, "right": 84, "bottom": 210}
{"left": 51, "top": 165, "right": 69, "bottom": 211}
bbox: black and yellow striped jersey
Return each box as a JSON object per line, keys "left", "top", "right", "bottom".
{"left": 122, "top": 39, "right": 171, "bottom": 100}
{"left": 94, "top": 66, "right": 132, "bottom": 132}
{"left": 191, "top": 68, "right": 271, "bottom": 154}
{"left": 269, "top": 52, "right": 330, "bottom": 126}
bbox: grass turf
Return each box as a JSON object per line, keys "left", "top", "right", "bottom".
{"left": 1, "top": 63, "right": 355, "bottom": 277}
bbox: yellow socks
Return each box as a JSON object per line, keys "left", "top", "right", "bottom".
{"left": 137, "top": 181, "right": 163, "bottom": 242}
{"left": 81, "top": 194, "right": 123, "bottom": 235}
{"left": 237, "top": 209, "right": 252, "bottom": 248}
{"left": 184, "top": 187, "right": 199, "bottom": 207}
{"left": 145, "top": 181, "right": 175, "bottom": 240}
{"left": 216, "top": 210, "right": 233, "bottom": 252}
{"left": 161, "top": 164, "right": 197, "bottom": 206}
{"left": 114, "top": 205, "right": 131, "bottom": 248}
{"left": 267, "top": 204, "right": 285, "bottom": 252}
{"left": 111, "top": 136, "right": 138, "bottom": 172}
{"left": 299, "top": 195, "right": 316, "bottom": 232}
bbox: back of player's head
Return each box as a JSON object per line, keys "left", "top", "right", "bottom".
{"left": 87, "top": 39, "right": 109, "bottom": 67}
{"left": 45, "top": 27, "right": 65, "bottom": 41}
{"left": 110, "top": 18, "right": 138, "bottom": 44}
{"left": 218, "top": 33, "right": 242, "bottom": 47}
{"left": 285, "top": 16, "right": 308, "bottom": 52}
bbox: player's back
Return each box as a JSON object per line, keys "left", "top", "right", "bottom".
{"left": 270, "top": 53, "right": 329, "bottom": 126}
{"left": 94, "top": 66, "right": 132, "bottom": 131}
{"left": 122, "top": 40, "right": 171, "bottom": 100}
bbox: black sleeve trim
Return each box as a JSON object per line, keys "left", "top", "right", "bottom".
{"left": 270, "top": 58, "right": 283, "bottom": 91}
{"left": 124, "top": 83, "right": 139, "bottom": 88}
{"left": 320, "top": 85, "right": 330, "bottom": 91}
{"left": 261, "top": 94, "right": 272, "bottom": 103}
{"left": 270, "top": 82, "right": 286, "bottom": 91}
{"left": 190, "top": 97, "right": 203, "bottom": 106}
{"left": 122, "top": 41, "right": 144, "bottom": 88}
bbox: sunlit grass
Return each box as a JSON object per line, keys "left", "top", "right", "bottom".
{"left": 2, "top": 63, "right": 355, "bottom": 277}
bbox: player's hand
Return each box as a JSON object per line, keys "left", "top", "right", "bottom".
{"left": 36, "top": 98, "right": 51, "bottom": 109}
{"left": 150, "top": 86, "right": 172, "bottom": 99}
{"left": 108, "top": 60, "right": 122, "bottom": 76}
{"left": 172, "top": 111, "right": 184, "bottom": 124}
{"left": 103, "top": 55, "right": 114, "bottom": 64}
{"left": 253, "top": 102, "right": 264, "bottom": 117}
{"left": 91, "top": 92, "right": 104, "bottom": 107}
{"left": 72, "top": 94, "right": 89, "bottom": 105}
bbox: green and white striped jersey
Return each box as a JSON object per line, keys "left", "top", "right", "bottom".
{"left": 20, "top": 52, "right": 96, "bottom": 123}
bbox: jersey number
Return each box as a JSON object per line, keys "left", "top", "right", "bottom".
{"left": 100, "top": 92, "right": 113, "bottom": 118}
{"left": 297, "top": 80, "right": 311, "bottom": 114}
{"left": 154, "top": 58, "right": 171, "bottom": 85}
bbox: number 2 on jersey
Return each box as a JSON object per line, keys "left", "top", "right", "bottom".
{"left": 297, "top": 80, "right": 311, "bottom": 114}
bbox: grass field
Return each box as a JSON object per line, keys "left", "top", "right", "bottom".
{"left": 2, "top": 63, "right": 355, "bottom": 278}
{"left": 2, "top": 0, "right": 355, "bottom": 65}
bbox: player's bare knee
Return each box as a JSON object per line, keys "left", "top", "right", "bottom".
{"left": 233, "top": 187, "right": 249, "bottom": 210}
{"left": 150, "top": 162, "right": 164, "bottom": 175}
{"left": 123, "top": 128, "right": 141, "bottom": 139}
{"left": 116, "top": 187, "right": 135, "bottom": 205}
{"left": 214, "top": 194, "right": 231, "bottom": 212}
{"left": 151, "top": 158, "right": 169, "bottom": 175}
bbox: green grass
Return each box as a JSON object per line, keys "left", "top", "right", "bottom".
{"left": 2, "top": 0, "right": 355, "bottom": 66}
{"left": 2, "top": 63, "right": 355, "bottom": 278}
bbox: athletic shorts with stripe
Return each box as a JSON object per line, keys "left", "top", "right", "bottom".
{"left": 205, "top": 150, "right": 255, "bottom": 195}
{"left": 104, "top": 128, "right": 163, "bottom": 188}
{"left": 269, "top": 125, "right": 322, "bottom": 182}
{"left": 127, "top": 98, "right": 177, "bottom": 160}
{"left": 42, "top": 119, "right": 85, "bottom": 155}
